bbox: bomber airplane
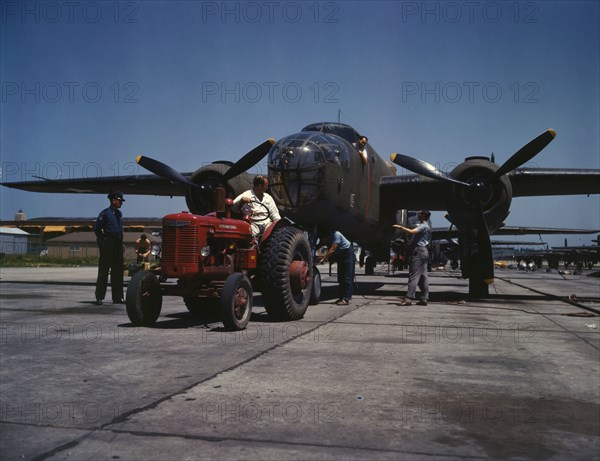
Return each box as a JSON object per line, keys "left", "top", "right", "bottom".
{"left": 2, "top": 122, "right": 599, "bottom": 296}
{"left": 515, "top": 236, "right": 600, "bottom": 272}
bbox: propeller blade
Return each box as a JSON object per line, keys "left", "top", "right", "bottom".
{"left": 135, "top": 155, "right": 199, "bottom": 189}
{"left": 223, "top": 138, "right": 276, "bottom": 181}
{"left": 476, "top": 209, "right": 495, "bottom": 284}
{"left": 390, "top": 153, "right": 470, "bottom": 187}
{"left": 493, "top": 129, "right": 556, "bottom": 178}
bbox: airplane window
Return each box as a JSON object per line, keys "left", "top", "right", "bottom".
{"left": 267, "top": 130, "right": 353, "bottom": 208}
{"left": 302, "top": 123, "right": 359, "bottom": 146}
{"left": 318, "top": 142, "right": 350, "bottom": 167}
{"left": 270, "top": 168, "right": 323, "bottom": 208}
{"left": 268, "top": 132, "right": 350, "bottom": 169}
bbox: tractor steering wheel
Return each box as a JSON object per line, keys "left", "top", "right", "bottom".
{"left": 241, "top": 199, "right": 272, "bottom": 222}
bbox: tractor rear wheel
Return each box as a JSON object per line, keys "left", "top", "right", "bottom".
{"left": 126, "top": 271, "right": 162, "bottom": 326}
{"left": 260, "top": 227, "right": 313, "bottom": 320}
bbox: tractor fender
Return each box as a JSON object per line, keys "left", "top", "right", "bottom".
{"left": 259, "top": 218, "right": 296, "bottom": 246}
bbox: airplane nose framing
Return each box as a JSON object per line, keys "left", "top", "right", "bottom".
{"left": 267, "top": 134, "right": 328, "bottom": 210}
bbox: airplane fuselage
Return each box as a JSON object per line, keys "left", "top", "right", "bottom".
{"left": 267, "top": 123, "right": 396, "bottom": 245}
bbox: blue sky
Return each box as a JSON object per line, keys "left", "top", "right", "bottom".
{"left": 1, "top": 0, "right": 598, "bottom": 247}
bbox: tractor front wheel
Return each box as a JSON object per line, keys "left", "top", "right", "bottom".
{"left": 126, "top": 270, "right": 162, "bottom": 326}
{"left": 221, "top": 273, "right": 253, "bottom": 331}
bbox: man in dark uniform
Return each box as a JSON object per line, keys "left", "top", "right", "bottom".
{"left": 93, "top": 192, "right": 126, "bottom": 305}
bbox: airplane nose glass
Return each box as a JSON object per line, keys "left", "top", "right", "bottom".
{"left": 268, "top": 137, "right": 326, "bottom": 208}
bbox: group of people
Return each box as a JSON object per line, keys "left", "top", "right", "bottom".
{"left": 316, "top": 209, "right": 431, "bottom": 307}
{"left": 93, "top": 177, "right": 431, "bottom": 308}
{"left": 92, "top": 177, "right": 280, "bottom": 305}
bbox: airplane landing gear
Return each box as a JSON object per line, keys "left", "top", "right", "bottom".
{"left": 461, "top": 235, "right": 492, "bottom": 298}
{"left": 468, "top": 277, "right": 490, "bottom": 298}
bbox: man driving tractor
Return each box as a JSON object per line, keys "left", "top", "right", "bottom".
{"left": 232, "top": 175, "right": 281, "bottom": 237}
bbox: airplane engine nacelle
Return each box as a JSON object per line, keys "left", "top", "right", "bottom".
{"left": 185, "top": 163, "right": 253, "bottom": 215}
{"left": 445, "top": 157, "right": 512, "bottom": 232}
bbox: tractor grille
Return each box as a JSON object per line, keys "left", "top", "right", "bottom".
{"left": 162, "top": 222, "right": 200, "bottom": 275}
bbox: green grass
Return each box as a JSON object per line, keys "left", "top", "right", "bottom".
{"left": 0, "top": 254, "right": 99, "bottom": 267}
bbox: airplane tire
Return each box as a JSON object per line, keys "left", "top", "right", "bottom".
{"left": 309, "top": 266, "right": 321, "bottom": 305}
{"left": 221, "top": 273, "right": 253, "bottom": 331}
{"left": 466, "top": 248, "right": 492, "bottom": 298}
{"left": 468, "top": 275, "right": 489, "bottom": 298}
{"left": 126, "top": 270, "right": 162, "bottom": 326}
{"left": 261, "top": 227, "right": 313, "bottom": 321}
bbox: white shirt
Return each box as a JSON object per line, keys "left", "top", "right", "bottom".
{"left": 233, "top": 189, "right": 281, "bottom": 225}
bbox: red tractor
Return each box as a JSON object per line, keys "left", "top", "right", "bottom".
{"left": 125, "top": 196, "right": 315, "bottom": 331}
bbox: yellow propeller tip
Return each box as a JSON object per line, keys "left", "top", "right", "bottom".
{"left": 485, "top": 278, "right": 495, "bottom": 285}
{"left": 135, "top": 155, "right": 142, "bottom": 164}
{"left": 390, "top": 153, "right": 397, "bottom": 161}
{"left": 268, "top": 138, "right": 276, "bottom": 145}
{"left": 548, "top": 129, "right": 557, "bottom": 138}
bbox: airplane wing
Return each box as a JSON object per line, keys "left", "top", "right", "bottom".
{"left": 380, "top": 168, "right": 600, "bottom": 211}
{"left": 1, "top": 141, "right": 275, "bottom": 199}
{"left": 509, "top": 168, "right": 600, "bottom": 196}
{"left": 431, "top": 226, "right": 600, "bottom": 241}
{"left": 5, "top": 165, "right": 598, "bottom": 201}
{"left": 490, "top": 240, "right": 547, "bottom": 246}
{"left": 548, "top": 246, "right": 599, "bottom": 252}
{"left": 380, "top": 175, "right": 448, "bottom": 210}
{"left": 0, "top": 174, "right": 189, "bottom": 196}
{"left": 493, "top": 226, "right": 600, "bottom": 235}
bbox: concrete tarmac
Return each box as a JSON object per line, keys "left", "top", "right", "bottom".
{"left": 1, "top": 265, "right": 599, "bottom": 460}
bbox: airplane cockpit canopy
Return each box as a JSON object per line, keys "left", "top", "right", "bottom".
{"left": 268, "top": 131, "right": 351, "bottom": 169}
{"left": 301, "top": 122, "right": 360, "bottom": 146}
